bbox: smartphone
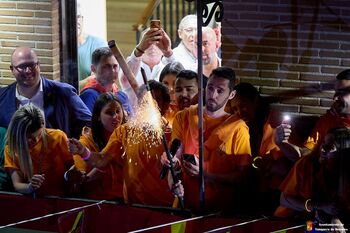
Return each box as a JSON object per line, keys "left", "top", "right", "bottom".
{"left": 150, "top": 19, "right": 161, "bottom": 29}
{"left": 183, "top": 153, "right": 196, "bottom": 165}
{"left": 282, "top": 114, "right": 291, "bottom": 124}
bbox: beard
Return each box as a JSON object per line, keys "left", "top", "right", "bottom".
{"left": 178, "top": 97, "right": 191, "bottom": 110}
{"left": 206, "top": 96, "right": 229, "bottom": 113}
{"left": 202, "top": 53, "right": 213, "bottom": 65}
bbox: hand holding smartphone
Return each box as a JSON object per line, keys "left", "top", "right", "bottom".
{"left": 150, "top": 19, "right": 161, "bottom": 29}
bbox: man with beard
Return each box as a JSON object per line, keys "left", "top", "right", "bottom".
{"left": 275, "top": 69, "right": 350, "bottom": 162}
{"left": 169, "top": 67, "right": 252, "bottom": 213}
{"left": 190, "top": 27, "right": 221, "bottom": 78}
{"left": 174, "top": 70, "right": 199, "bottom": 111}
{"left": 0, "top": 47, "right": 91, "bottom": 138}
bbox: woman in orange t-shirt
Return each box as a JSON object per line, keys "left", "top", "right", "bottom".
{"left": 4, "top": 105, "right": 74, "bottom": 197}
{"left": 73, "top": 92, "right": 127, "bottom": 201}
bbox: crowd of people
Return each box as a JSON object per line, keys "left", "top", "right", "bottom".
{"left": 0, "top": 13, "right": 349, "bottom": 229}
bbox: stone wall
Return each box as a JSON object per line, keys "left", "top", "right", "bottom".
{"left": 0, "top": 0, "right": 60, "bottom": 86}
{"left": 222, "top": 0, "right": 350, "bottom": 115}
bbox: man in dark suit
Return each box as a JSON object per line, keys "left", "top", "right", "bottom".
{"left": 0, "top": 47, "right": 91, "bottom": 138}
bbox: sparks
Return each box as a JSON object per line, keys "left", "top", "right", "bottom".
{"left": 126, "top": 91, "right": 164, "bottom": 150}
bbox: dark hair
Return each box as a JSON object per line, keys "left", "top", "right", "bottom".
{"left": 336, "top": 69, "right": 350, "bottom": 80}
{"left": 148, "top": 80, "right": 171, "bottom": 105}
{"left": 209, "top": 66, "right": 236, "bottom": 91}
{"left": 91, "top": 92, "right": 126, "bottom": 150}
{"left": 233, "top": 82, "right": 271, "bottom": 157}
{"left": 91, "top": 47, "right": 113, "bottom": 66}
{"left": 159, "top": 62, "right": 184, "bottom": 83}
{"left": 234, "top": 82, "right": 260, "bottom": 101}
{"left": 176, "top": 69, "right": 198, "bottom": 82}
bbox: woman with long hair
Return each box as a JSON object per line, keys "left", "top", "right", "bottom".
{"left": 4, "top": 105, "right": 74, "bottom": 196}
{"left": 74, "top": 92, "right": 127, "bottom": 201}
{"left": 159, "top": 62, "right": 184, "bottom": 127}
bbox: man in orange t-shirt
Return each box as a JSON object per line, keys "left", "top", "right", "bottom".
{"left": 171, "top": 67, "right": 252, "bottom": 213}
{"left": 275, "top": 69, "right": 350, "bottom": 162}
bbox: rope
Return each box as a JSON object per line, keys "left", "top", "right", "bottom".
{"left": 0, "top": 200, "right": 106, "bottom": 229}
{"left": 128, "top": 213, "right": 218, "bottom": 233}
{"left": 204, "top": 216, "right": 269, "bottom": 233}
{"left": 270, "top": 224, "right": 305, "bottom": 233}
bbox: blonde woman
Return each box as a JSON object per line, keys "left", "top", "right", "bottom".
{"left": 4, "top": 105, "right": 75, "bottom": 197}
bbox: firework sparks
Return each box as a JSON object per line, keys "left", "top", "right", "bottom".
{"left": 126, "top": 91, "right": 164, "bottom": 148}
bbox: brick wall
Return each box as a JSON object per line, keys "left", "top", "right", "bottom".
{"left": 222, "top": 0, "right": 350, "bottom": 115}
{"left": 0, "top": 0, "right": 60, "bottom": 86}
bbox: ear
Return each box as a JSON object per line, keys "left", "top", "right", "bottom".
{"left": 228, "top": 90, "right": 236, "bottom": 100}
{"left": 91, "top": 64, "right": 96, "bottom": 74}
{"left": 178, "top": 29, "right": 183, "bottom": 40}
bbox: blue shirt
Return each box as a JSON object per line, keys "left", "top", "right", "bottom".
{"left": 80, "top": 88, "right": 133, "bottom": 116}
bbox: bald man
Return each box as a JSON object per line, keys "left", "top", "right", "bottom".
{"left": 0, "top": 47, "right": 91, "bottom": 138}
{"left": 190, "top": 27, "right": 221, "bottom": 77}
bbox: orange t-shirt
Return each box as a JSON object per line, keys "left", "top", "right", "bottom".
{"left": 172, "top": 105, "right": 252, "bottom": 211}
{"left": 74, "top": 127, "right": 123, "bottom": 200}
{"left": 4, "top": 129, "right": 73, "bottom": 197}
{"left": 304, "top": 111, "right": 350, "bottom": 152}
{"left": 259, "top": 121, "right": 281, "bottom": 159}
{"left": 102, "top": 124, "right": 173, "bottom": 206}
{"left": 274, "top": 154, "right": 339, "bottom": 217}
{"left": 164, "top": 104, "right": 179, "bottom": 127}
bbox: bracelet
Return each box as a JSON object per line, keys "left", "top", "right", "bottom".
{"left": 28, "top": 182, "right": 34, "bottom": 193}
{"left": 136, "top": 46, "right": 145, "bottom": 54}
{"left": 63, "top": 171, "right": 69, "bottom": 181}
{"left": 252, "top": 156, "right": 262, "bottom": 169}
{"left": 81, "top": 148, "right": 91, "bottom": 161}
{"left": 305, "top": 199, "right": 312, "bottom": 212}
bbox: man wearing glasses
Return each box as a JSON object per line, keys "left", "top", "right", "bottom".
{"left": 172, "top": 14, "right": 197, "bottom": 70}
{"left": 0, "top": 47, "right": 91, "bottom": 138}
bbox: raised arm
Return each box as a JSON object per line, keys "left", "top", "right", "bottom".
{"left": 274, "top": 123, "right": 307, "bottom": 162}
